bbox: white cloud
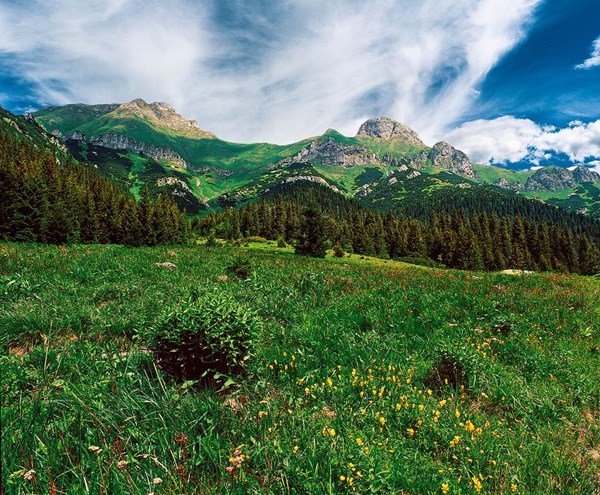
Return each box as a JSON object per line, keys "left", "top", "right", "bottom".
{"left": 587, "top": 160, "right": 600, "bottom": 174}
{"left": 575, "top": 35, "right": 600, "bottom": 70}
{"left": 445, "top": 116, "right": 600, "bottom": 165}
{"left": 0, "top": 0, "right": 542, "bottom": 144}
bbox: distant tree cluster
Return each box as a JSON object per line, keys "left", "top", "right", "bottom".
{"left": 0, "top": 127, "right": 189, "bottom": 245}
{"left": 197, "top": 182, "right": 600, "bottom": 275}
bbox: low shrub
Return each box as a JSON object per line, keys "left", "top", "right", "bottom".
{"left": 141, "top": 291, "right": 262, "bottom": 383}
{"left": 227, "top": 255, "right": 252, "bottom": 279}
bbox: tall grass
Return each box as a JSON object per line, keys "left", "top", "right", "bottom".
{"left": 1, "top": 243, "right": 598, "bottom": 494}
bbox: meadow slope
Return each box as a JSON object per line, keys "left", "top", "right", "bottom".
{"left": 1, "top": 243, "right": 599, "bottom": 494}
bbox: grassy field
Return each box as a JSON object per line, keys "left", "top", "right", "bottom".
{"left": 1, "top": 243, "right": 599, "bottom": 494}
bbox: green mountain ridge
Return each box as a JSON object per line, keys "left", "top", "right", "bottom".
{"left": 29, "top": 99, "right": 600, "bottom": 218}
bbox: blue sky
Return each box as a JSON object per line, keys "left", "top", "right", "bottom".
{"left": 0, "top": 0, "right": 599, "bottom": 170}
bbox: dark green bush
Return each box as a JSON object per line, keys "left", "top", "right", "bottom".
{"left": 142, "top": 291, "right": 262, "bottom": 383}
{"left": 228, "top": 255, "right": 252, "bottom": 279}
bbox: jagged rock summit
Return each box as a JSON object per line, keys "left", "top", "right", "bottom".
{"left": 573, "top": 165, "right": 600, "bottom": 183}
{"left": 429, "top": 141, "right": 476, "bottom": 179}
{"left": 356, "top": 117, "right": 425, "bottom": 147}
{"left": 112, "top": 99, "right": 215, "bottom": 139}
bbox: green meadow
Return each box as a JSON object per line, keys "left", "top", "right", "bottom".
{"left": 1, "top": 242, "right": 599, "bottom": 494}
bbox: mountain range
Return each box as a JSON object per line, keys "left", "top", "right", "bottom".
{"left": 10, "top": 99, "right": 600, "bottom": 219}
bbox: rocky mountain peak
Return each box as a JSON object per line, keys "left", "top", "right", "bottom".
{"left": 113, "top": 99, "right": 215, "bottom": 139}
{"left": 356, "top": 117, "right": 425, "bottom": 146}
{"left": 572, "top": 165, "right": 600, "bottom": 183}
{"left": 428, "top": 141, "right": 476, "bottom": 179}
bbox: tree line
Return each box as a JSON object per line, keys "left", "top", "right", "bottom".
{"left": 196, "top": 182, "right": 600, "bottom": 275}
{"left": 0, "top": 125, "right": 189, "bottom": 245}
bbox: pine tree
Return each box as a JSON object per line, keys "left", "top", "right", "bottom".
{"left": 295, "top": 206, "right": 327, "bottom": 258}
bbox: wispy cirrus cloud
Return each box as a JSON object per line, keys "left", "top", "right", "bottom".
{"left": 575, "top": 35, "right": 600, "bottom": 69}
{"left": 0, "top": 0, "right": 542, "bottom": 143}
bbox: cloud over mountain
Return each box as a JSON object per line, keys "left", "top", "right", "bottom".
{"left": 0, "top": 0, "right": 541, "bottom": 144}
{"left": 445, "top": 116, "right": 600, "bottom": 166}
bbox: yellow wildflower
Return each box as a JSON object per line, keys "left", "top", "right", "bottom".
{"left": 441, "top": 483, "right": 449, "bottom": 494}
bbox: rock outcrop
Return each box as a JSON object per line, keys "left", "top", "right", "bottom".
{"left": 572, "top": 166, "right": 600, "bottom": 183}
{"left": 525, "top": 167, "right": 576, "bottom": 191}
{"left": 68, "top": 132, "right": 190, "bottom": 169}
{"left": 524, "top": 166, "right": 600, "bottom": 191}
{"left": 276, "top": 138, "right": 381, "bottom": 169}
{"left": 356, "top": 117, "right": 425, "bottom": 146}
{"left": 113, "top": 99, "right": 215, "bottom": 139}
{"left": 156, "top": 176, "right": 191, "bottom": 196}
{"left": 428, "top": 142, "right": 476, "bottom": 179}
{"left": 494, "top": 178, "right": 525, "bottom": 192}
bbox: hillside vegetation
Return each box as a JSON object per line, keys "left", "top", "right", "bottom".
{"left": 31, "top": 101, "right": 600, "bottom": 218}
{"left": 2, "top": 243, "right": 598, "bottom": 494}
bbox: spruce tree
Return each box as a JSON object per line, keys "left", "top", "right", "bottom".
{"left": 295, "top": 206, "right": 327, "bottom": 258}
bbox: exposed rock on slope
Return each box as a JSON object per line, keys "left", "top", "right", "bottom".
{"left": 69, "top": 132, "right": 189, "bottom": 169}
{"left": 524, "top": 166, "right": 600, "bottom": 191}
{"left": 525, "top": 167, "right": 577, "bottom": 191}
{"left": 494, "top": 178, "right": 525, "bottom": 192}
{"left": 111, "top": 99, "right": 215, "bottom": 139}
{"left": 428, "top": 141, "right": 476, "bottom": 179}
{"left": 573, "top": 166, "right": 600, "bottom": 183}
{"left": 276, "top": 138, "right": 381, "bottom": 168}
{"left": 356, "top": 117, "right": 425, "bottom": 146}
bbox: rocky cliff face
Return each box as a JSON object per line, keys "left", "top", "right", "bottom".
{"left": 356, "top": 117, "right": 425, "bottom": 146}
{"left": 525, "top": 167, "right": 577, "bottom": 191}
{"left": 69, "top": 132, "right": 189, "bottom": 169}
{"left": 493, "top": 166, "right": 600, "bottom": 193}
{"left": 493, "top": 178, "right": 525, "bottom": 192}
{"left": 572, "top": 166, "right": 600, "bottom": 183}
{"left": 276, "top": 138, "right": 381, "bottom": 169}
{"left": 523, "top": 166, "right": 600, "bottom": 191}
{"left": 428, "top": 142, "right": 476, "bottom": 179}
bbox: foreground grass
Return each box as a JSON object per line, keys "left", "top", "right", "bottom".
{"left": 1, "top": 243, "right": 599, "bottom": 494}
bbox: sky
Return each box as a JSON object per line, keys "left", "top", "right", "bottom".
{"left": 0, "top": 0, "right": 599, "bottom": 171}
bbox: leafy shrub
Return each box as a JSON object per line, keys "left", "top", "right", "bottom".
{"left": 142, "top": 291, "right": 262, "bottom": 383}
{"left": 245, "top": 236, "right": 267, "bottom": 243}
{"left": 277, "top": 237, "right": 287, "bottom": 248}
{"left": 228, "top": 255, "right": 252, "bottom": 279}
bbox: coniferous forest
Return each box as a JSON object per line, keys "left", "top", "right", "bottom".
{"left": 0, "top": 126, "right": 189, "bottom": 246}
{"left": 197, "top": 182, "right": 600, "bottom": 274}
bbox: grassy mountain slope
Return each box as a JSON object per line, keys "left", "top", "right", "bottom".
{"left": 31, "top": 101, "right": 600, "bottom": 219}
